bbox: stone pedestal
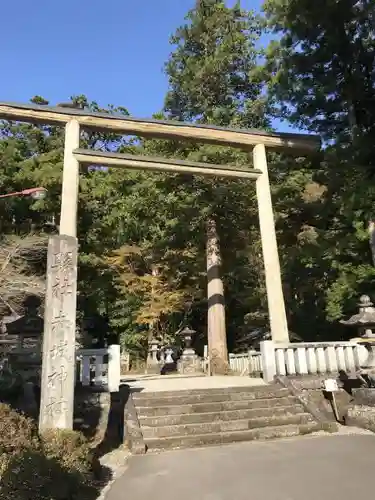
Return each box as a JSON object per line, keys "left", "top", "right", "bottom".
{"left": 353, "top": 343, "right": 375, "bottom": 383}
{"left": 362, "top": 344, "right": 375, "bottom": 370}
{"left": 161, "top": 347, "right": 178, "bottom": 375}
{"left": 39, "top": 235, "right": 78, "bottom": 431}
{"left": 178, "top": 354, "right": 203, "bottom": 374}
{"left": 164, "top": 347, "right": 174, "bottom": 365}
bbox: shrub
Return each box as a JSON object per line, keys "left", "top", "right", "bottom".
{"left": 0, "top": 404, "right": 98, "bottom": 500}
{"left": 0, "top": 403, "right": 40, "bottom": 474}
{"left": 41, "top": 429, "right": 94, "bottom": 479}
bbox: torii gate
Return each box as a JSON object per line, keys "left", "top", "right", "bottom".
{"left": 0, "top": 102, "right": 320, "bottom": 429}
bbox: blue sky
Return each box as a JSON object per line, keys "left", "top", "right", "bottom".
{"left": 1, "top": 0, "right": 292, "bottom": 131}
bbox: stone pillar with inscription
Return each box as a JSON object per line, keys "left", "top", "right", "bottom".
{"left": 39, "top": 235, "right": 78, "bottom": 431}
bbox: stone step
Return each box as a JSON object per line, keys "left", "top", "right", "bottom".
{"left": 139, "top": 404, "right": 305, "bottom": 427}
{"left": 133, "top": 384, "right": 282, "bottom": 401}
{"left": 136, "top": 395, "right": 298, "bottom": 417}
{"left": 142, "top": 413, "right": 314, "bottom": 439}
{"left": 145, "top": 422, "right": 324, "bottom": 452}
{"left": 133, "top": 388, "right": 289, "bottom": 407}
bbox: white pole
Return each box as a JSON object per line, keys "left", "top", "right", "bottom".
{"left": 108, "top": 344, "right": 121, "bottom": 392}
{"left": 253, "top": 144, "right": 289, "bottom": 342}
{"left": 60, "top": 119, "right": 80, "bottom": 237}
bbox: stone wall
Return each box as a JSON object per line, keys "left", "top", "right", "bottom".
{"left": 277, "top": 374, "right": 352, "bottom": 425}
{"left": 73, "top": 386, "right": 127, "bottom": 454}
{"left": 345, "top": 388, "right": 375, "bottom": 432}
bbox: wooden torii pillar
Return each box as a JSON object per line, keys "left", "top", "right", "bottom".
{"left": 0, "top": 102, "right": 320, "bottom": 428}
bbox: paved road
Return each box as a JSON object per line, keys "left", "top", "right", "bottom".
{"left": 105, "top": 434, "right": 375, "bottom": 500}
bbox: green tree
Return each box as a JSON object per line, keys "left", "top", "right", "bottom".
{"left": 161, "top": 0, "right": 271, "bottom": 352}
{"left": 262, "top": 0, "right": 375, "bottom": 337}
{"left": 0, "top": 96, "right": 137, "bottom": 339}
{"left": 97, "top": 1, "right": 272, "bottom": 357}
{"left": 165, "top": 0, "right": 269, "bottom": 129}
{"left": 263, "top": 0, "right": 375, "bottom": 151}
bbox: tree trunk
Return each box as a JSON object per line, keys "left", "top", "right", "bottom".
{"left": 368, "top": 221, "right": 375, "bottom": 266}
{"left": 206, "top": 218, "right": 228, "bottom": 374}
{"left": 146, "top": 266, "right": 159, "bottom": 373}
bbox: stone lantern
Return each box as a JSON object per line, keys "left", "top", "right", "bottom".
{"left": 146, "top": 338, "right": 160, "bottom": 374}
{"left": 341, "top": 295, "right": 375, "bottom": 340}
{"left": 179, "top": 326, "right": 197, "bottom": 358}
{"left": 341, "top": 295, "right": 375, "bottom": 369}
{"left": 177, "top": 326, "right": 202, "bottom": 374}
{"left": 6, "top": 296, "right": 44, "bottom": 382}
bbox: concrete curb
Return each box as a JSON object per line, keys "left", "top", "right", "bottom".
{"left": 97, "top": 449, "right": 131, "bottom": 500}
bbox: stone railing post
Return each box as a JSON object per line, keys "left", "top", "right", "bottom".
{"left": 260, "top": 340, "right": 277, "bottom": 383}
{"left": 108, "top": 344, "right": 121, "bottom": 393}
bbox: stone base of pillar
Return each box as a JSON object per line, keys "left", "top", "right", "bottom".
{"left": 146, "top": 362, "right": 161, "bottom": 375}
{"left": 357, "top": 344, "right": 375, "bottom": 374}
{"left": 209, "top": 349, "right": 230, "bottom": 375}
{"left": 364, "top": 345, "right": 375, "bottom": 369}
{"left": 177, "top": 354, "right": 203, "bottom": 375}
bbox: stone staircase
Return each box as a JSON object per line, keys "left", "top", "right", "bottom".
{"left": 132, "top": 383, "right": 330, "bottom": 453}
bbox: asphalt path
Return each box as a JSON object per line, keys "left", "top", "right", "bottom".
{"left": 105, "top": 434, "right": 375, "bottom": 500}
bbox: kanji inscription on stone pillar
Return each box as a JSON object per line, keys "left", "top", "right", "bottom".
{"left": 39, "top": 235, "right": 78, "bottom": 431}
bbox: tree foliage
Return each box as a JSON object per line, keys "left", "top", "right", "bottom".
{"left": 1, "top": 0, "right": 375, "bottom": 352}
{"left": 262, "top": 0, "right": 375, "bottom": 337}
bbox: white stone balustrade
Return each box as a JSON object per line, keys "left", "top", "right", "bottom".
{"left": 229, "top": 351, "right": 262, "bottom": 376}
{"left": 1, "top": 340, "right": 121, "bottom": 392}
{"left": 76, "top": 344, "right": 121, "bottom": 392}
{"left": 260, "top": 340, "right": 368, "bottom": 382}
